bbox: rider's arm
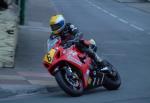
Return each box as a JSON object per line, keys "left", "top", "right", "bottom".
{"left": 67, "top": 23, "right": 83, "bottom": 39}
{"left": 62, "top": 23, "right": 84, "bottom": 48}
{"left": 50, "top": 32, "right": 58, "bottom": 40}
{"left": 69, "top": 24, "right": 79, "bottom": 35}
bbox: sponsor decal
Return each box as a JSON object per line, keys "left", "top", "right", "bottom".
{"left": 67, "top": 55, "right": 82, "bottom": 66}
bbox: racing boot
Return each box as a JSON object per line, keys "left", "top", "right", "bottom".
{"left": 93, "top": 53, "right": 103, "bottom": 67}
{"left": 94, "top": 54, "right": 111, "bottom": 73}
{"left": 85, "top": 47, "right": 111, "bottom": 73}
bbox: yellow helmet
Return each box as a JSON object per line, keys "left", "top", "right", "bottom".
{"left": 50, "top": 14, "right": 65, "bottom": 35}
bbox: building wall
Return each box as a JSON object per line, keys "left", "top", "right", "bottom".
{"left": 0, "top": 1, "right": 18, "bottom": 67}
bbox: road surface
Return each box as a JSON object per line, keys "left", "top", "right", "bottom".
{"left": 1, "top": 0, "right": 150, "bottom": 103}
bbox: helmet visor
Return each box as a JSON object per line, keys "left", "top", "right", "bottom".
{"left": 51, "top": 21, "right": 65, "bottom": 31}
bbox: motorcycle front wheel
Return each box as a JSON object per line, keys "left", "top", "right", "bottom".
{"left": 55, "top": 67, "right": 83, "bottom": 97}
{"left": 102, "top": 60, "right": 121, "bottom": 90}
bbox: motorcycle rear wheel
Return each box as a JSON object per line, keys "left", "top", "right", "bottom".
{"left": 55, "top": 68, "right": 83, "bottom": 97}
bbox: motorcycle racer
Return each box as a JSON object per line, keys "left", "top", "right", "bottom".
{"left": 49, "top": 14, "right": 105, "bottom": 69}
{"left": 43, "top": 14, "right": 121, "bottom": 96}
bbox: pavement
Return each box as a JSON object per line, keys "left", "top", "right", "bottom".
{"left": 0, "top": 0, "right": 58, "bottom": 99}
{"left": 126, "top": 2, "right": 150, "bottom": 13}
{"left": 116, "top": 0, "right": 148, "bottom": 3}
{"left": 0, "top": 68, "right": 58, "bottom": 98}
{"left": 115, "top": 0, "right": 150, "bottom": 14}
{"left": 0, "top": 0, "right": 150, "bottom": 102}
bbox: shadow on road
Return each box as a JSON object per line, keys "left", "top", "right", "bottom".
{"left": 49, "top": 87, "right": 110, "bottom": 98}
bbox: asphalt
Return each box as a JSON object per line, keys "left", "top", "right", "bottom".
{"left": 0, "top": 0, "right": 150, "bottom": 102}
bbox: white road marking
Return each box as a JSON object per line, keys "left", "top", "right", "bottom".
{"left": 102, "top": 53, "right": 126, "bottom": 56}
{"left": 86, "top": 0, "right": 109, "bottom": 14}
{"left": 85, "top": 0, "right": 145, "bottom": 33}
{"left": 27, "top": 21, "right": 43, "bottom": 27}
{"left": 88, "top": 0, "right": 103, "bottom": 11}
{"left": 109, "top": 13, "right": 118, "bottom": 18}
{"left": 0, "top": 75, "right": 26, "bottom": 80}
{"left": 18, "top": 72, "right": 51, "bottom": 78}
{"left": 28, "top": 80, "right": 57, "bottom": 86}
{"left": 20, "top": 26, "right": 50, "bottom": 32}
{"left": 118, "top": 18, "right": 128, "bottom": 24}
{"left": 87, "top": 0, "right": 95, "bottom": 7}
{"left": 96, "top": 6, "right": 103, "bottom": 10}
{"left": 102, "top": 9, "right": 109, "bottom": 14}
{"left": 86, "top": 0, "right": 93, "bottom": 4}
{"left": 102, "top": 41, "right": 142, "bottom": 45}
{"left": 130, "top": 24, "right": 144, "bottom": 31}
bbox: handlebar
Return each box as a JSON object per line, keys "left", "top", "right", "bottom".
{"left": 63, "top": 35, "right": 81, "bottom": 48}
{"left": 49, "top": 32, "right": 83, "bottom": 49}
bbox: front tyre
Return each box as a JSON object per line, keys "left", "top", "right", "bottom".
{"left": 55, "top": 69, "right": 83, "bottom": 97}
{"left": 102, "top": 60, "right": 121, "bottom": 90}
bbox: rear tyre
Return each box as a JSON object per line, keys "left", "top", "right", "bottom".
{"left": 102, "top": 60, "right": 121, "bottom": 90}
{"left": 55, "top": 68, "right": 83, "bottom": 97}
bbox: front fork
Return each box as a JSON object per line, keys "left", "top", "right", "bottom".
{"left": 87, "top": 60, "right": 116, "bottom": 88}
{"left": 87, "top": 64, "right": 105, "bottom": 88}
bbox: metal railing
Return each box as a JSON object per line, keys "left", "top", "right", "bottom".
{"left": 15, "top": 0, "right": 26, "bottom": 25}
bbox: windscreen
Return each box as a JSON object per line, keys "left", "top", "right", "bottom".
{"left": 47, "top": 38, "right": 58, "bottom": 52}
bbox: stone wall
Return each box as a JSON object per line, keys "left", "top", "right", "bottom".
{"left": 0, "top": 1, "right": 18, "bottom": 67}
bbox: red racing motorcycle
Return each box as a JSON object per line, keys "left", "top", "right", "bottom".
{"left": 43, "top": 37, "right": 121, "bottom": 96}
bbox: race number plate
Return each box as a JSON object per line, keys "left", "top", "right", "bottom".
{"left": 44, "top": 49, "right": 56, "bottom": 64}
